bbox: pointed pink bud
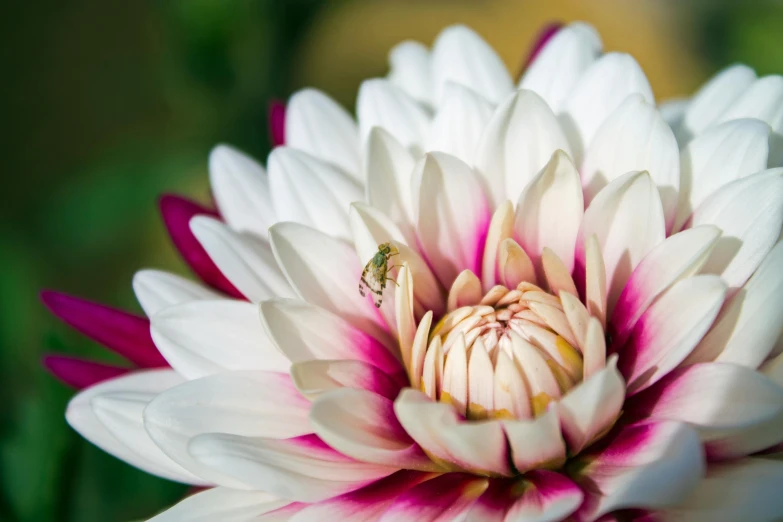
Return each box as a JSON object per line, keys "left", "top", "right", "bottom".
{"left": 269, "top": 99, "right": 286, "bottom": 147}
{"left": 41, "top": 291, "right": 168, "bottom": 367}
{"left": 43, "top": 355, "right": 129, "bottom": 389}
{"left": 158, "top": 194, "right": 243, "bottom": 299}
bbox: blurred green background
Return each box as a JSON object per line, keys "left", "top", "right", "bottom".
{"left": 1, "top": 1, "right": 781, "bottom": 520}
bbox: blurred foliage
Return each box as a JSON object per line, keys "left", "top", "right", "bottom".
{"left": 0, "top": 0, "right": 781, "bottom": 520}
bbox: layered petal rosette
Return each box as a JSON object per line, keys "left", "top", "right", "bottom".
{"left": 45, "top": 22, "right": 783, "bottom": 522}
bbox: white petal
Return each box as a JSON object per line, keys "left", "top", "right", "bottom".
{"left": 691, "top": 168, "right": 783, "bottom": 290}
{"left": 481, "top": 201, "right": 515, "bottom": 291}
{"left": 574, "top": 421, "right": 704, "bottom": 519}
{"left": 268, "top": 147, "right": 363, "bottom": 240}
{"left": 357, "top": 78, "right": 431, "bottom": 154}
{"left": 690, "top": 241, "right": 783, "bottom": 367}
{"left": 144, "top": 371, "right": 312, "bottom": 488}
{"left": 628, "top": 363, "right": 783, "bottom": 460}
{"left": 611, "top": 225, "right": 721, "bottom": 347}
{"left": 519, "top": 22, "right": 602, "bottom": 112}
{"left": 427, "top": 82, "right": 494, "bottom": 165}
{"left": 514, "top": 149, "right": 583, "bottom": 273}
{"left": 474, "top": 90, "right": 572, "bottom": 206}
{"left": 269, "top": 222, "right": 394, "bottom": 347}
{"left": 716, "top": 75, "right": 783, "bottom": 133}
{"left": 310, "top": 388, "right": 437, "bottom": 471}
{"left": 683, "top": 64, "right": 757, "bottom": 137}
{"left": 349, "top": 202, "right": 443, "bottom": 317}
{"left": 581, "top": 94, "right": 680, "bottom": 229}
{"left": 503, "top": 406, "right": 567, "bottom": 473}
{"left": 190, "top": 216, "right": 294, "bottom": 302}
{"left": 665, "top": 458, "right": 783, "bottom": 522}
{"left": 132, "top": 269, "right": 221, "bottom": 317}
{"left": 290, "top": 359, "right": 401, "bottom": 401}
{"left": 189, "top": 433, "right": 393, "bottom": 502}
{"left": 150, "top": 299, "right": 289, "bottom": 379}
{"left": 499, "top": 471, "right": 583, "bottom": 522}
{"left": 66, "top": 369, "right": 202, "bottom": 484}
{"left": 285, "top": 88, "right": 361, "bottom": 179}
{"left": 380, "top": 474, "right": 489, "bottom": 522}
{"left": 560, "top": 53, "right": 654, "bottom": 162}
{"left": 413, "top": 152, "right": 491, "bottom": 288}
{"left": 148, "top": 487, "right": 292, "bottom": 522}
{"left": 259, "top": 299, "right": 402, "bottom": 377}
{"left": 675, "top": 119, "right": 771, "bottom": 231}
{"left": 209, "top": 144, "right": 275, "bottom": 237}
{"left": 619, "top": 275, "right": 727, "bottom": 394}
{"left": 659, "top": 98, "right": 689, "bottom": 137}
{"left": 558, "top": 357, "right": 625, "bottom": 454}
{"left": 431, "top": 25, "right": 513, "bottom": 105}
{"left": 387, "top": 41, "right": 433, "bottom": 106}
{"left": 394, "top": 388, "right": 511, "bottom": 476}
{"left": 577, "top": 171, "right": 666, "bottom": 314}
{"left": 290, "top": 470, "right": 434, "bottom": 522}
{"left": 364, "top": 127, "right": 417, "bottom": 229}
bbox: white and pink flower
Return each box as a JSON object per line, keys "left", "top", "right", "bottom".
{"left": 44, "top": 21, "right": 783, "bottom": 521}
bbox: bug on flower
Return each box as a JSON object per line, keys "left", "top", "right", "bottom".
{"left": 359, "top": 242, "right": 400, "bottom": 308}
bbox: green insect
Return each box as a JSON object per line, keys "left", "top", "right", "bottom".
{"left": 359, "top": 242, "right": 400, "bottom": 308}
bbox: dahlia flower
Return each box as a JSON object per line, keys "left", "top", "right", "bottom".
{"left": 43, "top": 21, "right": 783, "bottom": 521}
